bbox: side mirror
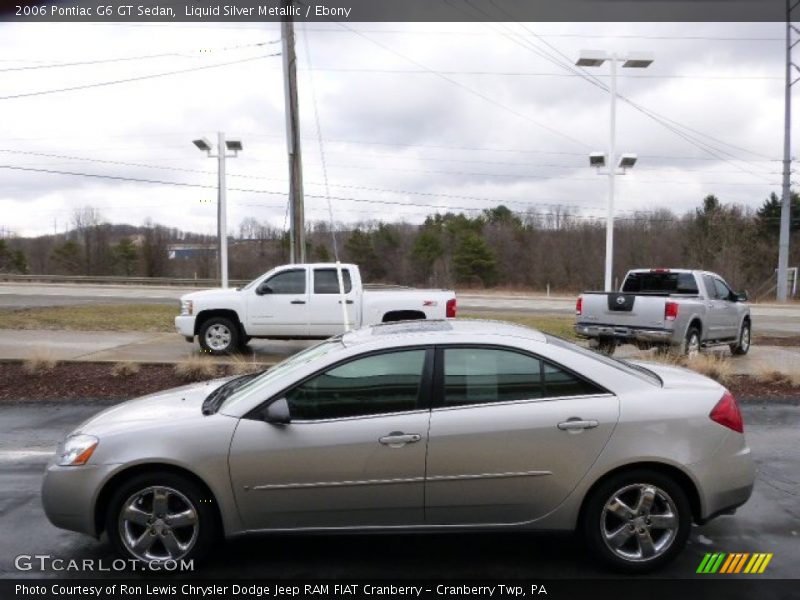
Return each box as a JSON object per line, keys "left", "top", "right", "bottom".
{"left": 736, "top": 290, "right": 748, "bottom": 302}
{"left": 262, "top": 398, "right": 291, "bottom": 424}
{"left": 256, "top": 283, "right": 272, "bottom": 296}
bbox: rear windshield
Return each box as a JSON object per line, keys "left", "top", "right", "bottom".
{"left": 544, "top": 335, "right": 662, "bottom": 387}
{"left": 622, "top": 272, "right": 698, "bottom": 294}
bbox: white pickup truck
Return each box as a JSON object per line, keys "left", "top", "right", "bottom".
{"left": 175, "top": 263, "right": 457, "bottom": 354}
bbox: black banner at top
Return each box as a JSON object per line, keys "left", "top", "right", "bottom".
{"left": 0, "top": 0, "right": 793, "bottom": 23}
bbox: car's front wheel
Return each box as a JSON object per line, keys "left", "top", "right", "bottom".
{"left": 582, "top": 469, "right": 691, "bottom": 572}
{"left": 730, "top": 321, "right": 751, "bottom": 356}
{"left": 106, "top": 472, "right": 218, "bottom": 565}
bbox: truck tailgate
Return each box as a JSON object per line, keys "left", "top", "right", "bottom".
{"left": 579, "top": 292, "right": 668, "bottom": 329}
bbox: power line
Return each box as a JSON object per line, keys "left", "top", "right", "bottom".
{"left": 0, "top": 53, "right": 281, "bottom": 101}
{"left": 0, "top": 41, "right": 279, "bottom": 73}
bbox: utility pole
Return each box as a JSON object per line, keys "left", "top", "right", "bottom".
{"left": 778, "top": 0, "right": 800, "bottom": 302}
{"left": 217, "top": 131, "right": 229, "bottom": 288}
{"left": 606, "top": 55, "right": 617, "bottom": 293}
{"left": 281, "top": 0, "right": 306, "bottom": 264}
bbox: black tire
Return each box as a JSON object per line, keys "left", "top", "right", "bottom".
{"left": 681, "top": 326, "right": 701, "bottom": 358}
{"left": 582, "top": 469, "right": 692, "bottom": 573}
{"left": 596, "top": 338, "right": 617, "bottom": 356}
{"left": 105, "top": 471, "right": 219, "bottom": 565}
{"left": 198, "top": 317, "right": 239, "bottom": 355}
{"left": 730, "top": 320, "right": 751, "bottom": 356}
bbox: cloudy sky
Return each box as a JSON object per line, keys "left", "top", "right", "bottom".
{"left": 0, "top": 20, "right": 790, "bottom": 237}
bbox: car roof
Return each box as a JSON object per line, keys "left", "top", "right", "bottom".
{"left": 340, "top": 319, "right": 548, "bottom": 348}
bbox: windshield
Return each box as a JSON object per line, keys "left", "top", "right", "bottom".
{"left": 217, "top": 339, "right": 343, "bottom": 411}
{"left": 544, "top": 334, "right": 662, "bottom": 386}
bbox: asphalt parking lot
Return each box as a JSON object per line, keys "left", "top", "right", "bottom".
{"left": 0, "top": 402, "right": 796, "bottom": 582}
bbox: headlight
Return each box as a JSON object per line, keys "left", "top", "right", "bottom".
{"left": 180, "top": 300, "right": 193, "bottom": 316}
{"left": 58, "top": 434, "right": 99, "bottom": 466}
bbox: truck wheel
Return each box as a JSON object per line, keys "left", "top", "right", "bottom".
{"left": 682, "top": 327, "right": 701, "bottom": 358}
{"left": 597, "top": 338, "right": 617, "bottom": 356}
{"left": 198, "top": 317, "right": 239, "bottom": 355}
{"left": 730, "top": 321, "right": 751, "bottom": 356}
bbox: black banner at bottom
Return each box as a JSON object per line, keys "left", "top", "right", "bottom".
{"left": 1, "top": 580, "right": 799, "bottom": 600}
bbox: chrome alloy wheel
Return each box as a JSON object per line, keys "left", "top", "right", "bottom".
{"left": 204, "top": 324, "right": 232, "bottom": 352}
{"left": 600, "top": 483, "right": 679, "bottom": 563}
{"left": 740, "top": 325, "right": 750, "bottom": 352}
{"left": 119, "top": 486, "right": 199, "bottom": 562}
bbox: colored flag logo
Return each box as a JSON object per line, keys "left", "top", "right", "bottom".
{"left": 697, "top": 552, "right": 773, "bottom": 574}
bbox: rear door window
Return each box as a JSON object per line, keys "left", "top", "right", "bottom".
{"left": 314, "top": 268, "right": 353, "bottom": 294}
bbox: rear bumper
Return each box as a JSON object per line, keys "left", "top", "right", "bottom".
{"left": 688, "top": 439, "right": 755, "bottom": 522}
{"left": 575, "top": 323, "right": 676, "bottom": 345}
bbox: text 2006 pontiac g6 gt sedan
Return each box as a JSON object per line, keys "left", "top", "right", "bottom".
{"left": 42, "top": 320, "right": 754, "bottom": 572}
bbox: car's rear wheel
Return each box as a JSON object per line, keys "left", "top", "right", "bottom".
{"left": 106, "top": 472, "right": 217, "bottom": 565}
{"left": 582, "top": 469, "right": 691, "bottom": 573}
{"left": 199, "top": 317, "right": 239, "bottom": 355}
{"left": 596, "top": 337, "right": 617, "bottom": 356}
{"left": 730, "top": 321, "right": 751, "bottom": 356}
{"left": 681, "top": 327, "right": 701, "bottom": 358}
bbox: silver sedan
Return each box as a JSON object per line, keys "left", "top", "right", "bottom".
{"left": 42, "top": 319, "right": 754, "bottom": 572}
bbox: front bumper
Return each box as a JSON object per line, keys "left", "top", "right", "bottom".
{"left": 575, "top": 323, "right": 676, "bottom": 345}
{"left": 41, "top": 460, "right": 120, "bottom": 537}
{"left": 175, "top": 315, "right": 195, "bottom": 339}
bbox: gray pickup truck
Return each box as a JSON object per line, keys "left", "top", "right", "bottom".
{"left": 575, "top": 268, "right": 751, "bottom": 356}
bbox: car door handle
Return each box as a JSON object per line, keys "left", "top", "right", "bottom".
{"left": 290, "top": 300, "right": 306, "bottom": 304}
{"left": 557, "top": 419, "right": 599, "bottom": 431}
{"left": 339, "top": 299, "right": 354, "bottom": 304}
{"left": 379, "top": 432, "right": 422, "bottom": 447}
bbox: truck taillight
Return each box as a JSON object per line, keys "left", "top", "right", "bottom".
{"left": 576, "top": 296, "right": 583, "bottom": 316}
{"left": 446, "top": 298, "right": 457, "bottom": 318}
{"left": 665, "top": 301, "right": 679, "bottom": 321}
{"left": 709, "top": 390, "right": 744, "bottom": 433}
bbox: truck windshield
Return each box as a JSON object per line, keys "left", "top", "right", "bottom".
{"left": 622, "top": 272, "right": 698, "bottom": 294}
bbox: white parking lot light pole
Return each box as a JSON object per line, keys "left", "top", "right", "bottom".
{"left": 577, "top": 50, "right": 654, "bottom": 292}
{"left": 193, "top": 134, "right": 242, "bottom": 288}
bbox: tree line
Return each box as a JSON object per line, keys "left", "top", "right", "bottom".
{"left": 2, "top": 193, "right": 798, "bottom": 297}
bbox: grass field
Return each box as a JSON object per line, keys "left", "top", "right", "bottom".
{"left": 459, "top": 312, "right": 577, "bottom": 339}
{"left": 0, "top": 304, "right": 175, "bottom": 332}
{"left": 0, "top": 304, "right": 577, "bottom": 339}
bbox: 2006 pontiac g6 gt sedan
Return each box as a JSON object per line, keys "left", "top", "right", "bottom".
{"left": 42, "top": 320, "right": 755, "bottom": 572}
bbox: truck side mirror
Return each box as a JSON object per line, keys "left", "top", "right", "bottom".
{"left": 256, "top": 283, "right": 273, "bottom": 295}
{"left": 262, "top": 398, "right": 291, "bottom": 424}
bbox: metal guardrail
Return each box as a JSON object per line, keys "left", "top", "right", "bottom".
{"left": 0, "top": 274, "right": 248, "bottom": 287}
{"left": 0, "top": 273, "right": 413, "bottom": 290}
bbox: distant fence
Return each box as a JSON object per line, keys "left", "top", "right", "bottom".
{"left": 0, "top": 273, "right": 410, "bottom": 290}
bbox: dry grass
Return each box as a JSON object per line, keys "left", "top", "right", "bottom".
{"left": 174, "top": 356, "right": 220, "bottom": 382}
{"left": 22, "top": 350, "right": 58, "bottom": 375}
{"left": 684, "top": 353, "right": 734, "bottom": 385}
{"left": 0, "top": 304, "right": 175, "bottom": 332}
{"left": 632, "top": 350, "right": 734, "bottom": 385}
{"left": 111, "top": 362, "right": 141, "bottom": 378}
{"left": 751, "top": 362, "right": 800, "bottom": 387}
{"left": 226, "top": 354, "right": 264, "bottom": 376}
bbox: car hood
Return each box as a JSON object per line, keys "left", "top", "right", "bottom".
{"left": 181, "top": 288, "right": 240, "bottom": 303}
{"left": 627, "top": 360, "right": 723, "bottom": 390}
{"left": 73, "top": 377, "right": 232, "bottom": 437}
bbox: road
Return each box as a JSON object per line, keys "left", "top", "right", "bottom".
{"left": 2, "top": 283, "right": 800, "bottom": 336}
{"left": 0, "top": 402, "right": 797, "bottom": 582}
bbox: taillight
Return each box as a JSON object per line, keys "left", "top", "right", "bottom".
{"left": 576, "top": 296, "right": 583, "bottom": 316}
{"left": 446, "top": 297, "right": 457, "bottom": 318}
{"left": 709, "top": 390, "right": 744, "bottom": 433}
{"left": 665, "top": 301, "right": 679, "bottom": 321}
